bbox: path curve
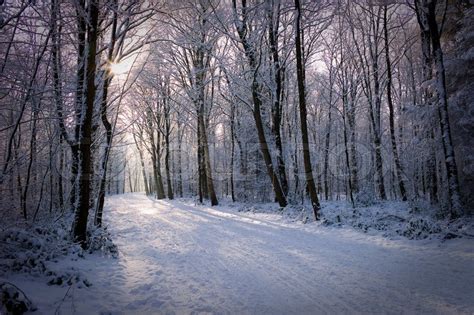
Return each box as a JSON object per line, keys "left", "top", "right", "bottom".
{"left": 62, "top": 193, "right": 474, "bottom": 314}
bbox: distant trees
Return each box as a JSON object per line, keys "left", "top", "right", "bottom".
{"left": 0, "top": 0, "right": 154, "bottom": 246}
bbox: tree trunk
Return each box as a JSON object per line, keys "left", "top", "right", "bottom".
{"left": 348, "top": 83, "right": 359, "bottom": 194}
{"left": 425, "top": 1, "right": 463, "bottom": 217}
{"left": 323, "top": 76, "right": 333, "bottom": 201}
{"left": 414, "top": 0, "right": 439, "bottom": 204}
{"left": 72, "top": 0, "right": 99, "bottom": 247}
{"left": 155, "top": 125, "right": 166, "bottom": 199}
{"left": 197, "top": 114, "right": 208, "bottom": 202}
{"left": 50, "top": 0, "right": 64, "bottom": 212}
{"left": 372, "top": 71, "right": 386, "bottom": 200}
{"left": 22, "top": 97, "right": 39, "bottom": 220}
{"left": 133, "top": 133, "right": 149, "bottom": 195}
{"left": 164, "top": 112, "right": 174, "bottom": 200}
{"left": 177, "top": 120, "right": 183, "bottom": 197}
{"left": 268, "top": 0, "right": 289, "bottom": 197}
{"left": 367, "top": 7, "right": 386, "bottom": 200}
{"left": 193, "top": 42, "right": 217, "bottom": 205}
{"left": 230, "top": 105, "right": 236, "bottom": 202}
{"left": 58, "top": 136, "right": 65, "bottom": 211}
{"left": 150, "top": 131, "right": 165, "bottom": 199}
{"left": 198, "top": 108, "right": 218, "bottom": 206}
{"left": 294, "top": 0, "right": 320, "bottom": 219}
{"left": 384, "top": 5, "right": 407, "bottom": 201}
{"left": 95, "top": 2, "right": 118, "bottom": 227}
{"left": 342, "top": 92, "right": 355, "bottom": 208}
{"left": 70, "top": 0, "right": 87, "bottom": 211}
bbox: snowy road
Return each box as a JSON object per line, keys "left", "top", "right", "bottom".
{"left": 22, "top": 193, "right": 474, "bottom": 314}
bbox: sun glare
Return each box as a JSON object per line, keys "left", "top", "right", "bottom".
{"left": 109, "top": 59, "right": 132, "bottom": 76}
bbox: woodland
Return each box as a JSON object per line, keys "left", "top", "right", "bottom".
{"left": 0, "top": 0, "right": 473, "bottom": 313}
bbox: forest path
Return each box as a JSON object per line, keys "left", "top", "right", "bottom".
{"left": 80, "top": 193, "right": 473, "bottom": 314}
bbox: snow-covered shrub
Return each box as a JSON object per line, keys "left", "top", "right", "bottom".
{"left": 400, "top": 217, "right": 442, "bottom": 240}
{"left": 320, "top": 204, "right": 344, "bottom": 227}
{"left": 321, "top": 216, "right": 342, "bottom": 227}
{"left": 87, "top": 226, "right": 119, "bottom": 258}
{"left": 0, "top": 213, "right": 118, "bottom": 289}
{"left": 372, "top": 214, "right": 406, "bottom": 232}
{"left": 222, "top": 198, "right": 473, "bottom": 241}
{"left": 444, "top": 217, "right": 474, "bottom": 239}
{"left": 0, "top": 282, "right": 36, "bottom": 315}
{"left": 47, "top": 272, "right": 92, "bottom": 288}
{"left": 0, "top": 227, "right": 70, "bottom": 276}
{"left": 408, "top": 199, "right": 433, "bottom": 215}
{"left": 354, "top": 188, "right": 377, "bottom": 207}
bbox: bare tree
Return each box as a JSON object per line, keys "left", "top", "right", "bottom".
{"left": 413, "top": 0, "right": 463, "bottom": 217}
{"left": 72, "top": 0, "right": 100, "bottom": 246}
{"left": 294, "top": 0, "right": 321, "bottom": 218}
{"left": 231, "top": 0, "right": 287, "bottom": 207}
{"left": 383, "top": 5, "right": 407, "bottom": 201}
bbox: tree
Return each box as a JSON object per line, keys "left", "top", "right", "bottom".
{"left": 72, "top": 0, "right": 100, "bottom": 246}
{"left": 414, "top": 0, "right": 463, "bottom": 217}
{"left": 383, "top": 5, "right": 407, "bottom": 201}
{"left": 294, "top": 0, "right": 321, "bottom": 219}
{"left": 231, "top": 0, "right": 287, "bottom": 207}
{"left": 165, "top": 1, "right": 219, "bottom": 205}
{"left": 267, "top": 0, "right": 289, "bottom": 197}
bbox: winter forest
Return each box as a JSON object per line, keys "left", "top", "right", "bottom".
{"left": 1, "top": 0, "right": 473, "bottom": 314}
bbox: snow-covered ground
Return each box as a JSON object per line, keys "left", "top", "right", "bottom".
{"left": 2, "top": 193, "right": 474, "bottom": 314}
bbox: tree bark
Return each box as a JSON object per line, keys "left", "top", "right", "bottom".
{"left": 342, "top": 88, "right": 355, "bottom": 208}
{"left": 368, "top": 6, "right": 386, "bottom": 200}
{"left": 176, "top": 119, "right": 183, "bottom": 197}
{"left": 414, "top": 0, "right": 439, "bottom": 204}
{"left": 70, "top": 0, "right": 87, "bottom": 211}
{"left": 384, "top": 5, "right": 407, "bottom": 201}
{"left": 133, "top": 132, "right": 149, "bottom": 195}
{"left": 163, "top": 90, "right": 174, "bottom": 200}
{"left": 268, "top": 0, "right": 289, "bottom": 197}
{"left": 294, "top": 0, "right": 320, "bottom": 218}
{"left": 229, "top": 101, "right": 236, "bottom": 202}
{"left": 72, "top": 0, "right": 100, "bottom": 247}
{"left": 95, "top": 1, "right": 118, "bottom": 227}
{"left": 425, "top": 0, "right": 463, "bottom": 217}
{"left": 147, "top": 108, "right": 165, "bottom": 199}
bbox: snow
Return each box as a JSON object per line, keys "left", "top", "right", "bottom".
{"left": 2, "top": 193, "right": 474, "bottom": 314}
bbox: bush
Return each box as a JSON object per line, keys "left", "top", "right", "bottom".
{"left": 354, "top": 188, "right": 377, "bottom": 207}
{"left": 401, "top": 217, "right": 442, "bottom": 239}
{"left": 0, "top": 282, "right": 36, "bottom": 315}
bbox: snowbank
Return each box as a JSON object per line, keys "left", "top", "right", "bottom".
{"left": 208, "top": 198, "right": 474, "bottom": 241}
{"left": 0, "top": 213, "right": 117, "bottom": 314}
